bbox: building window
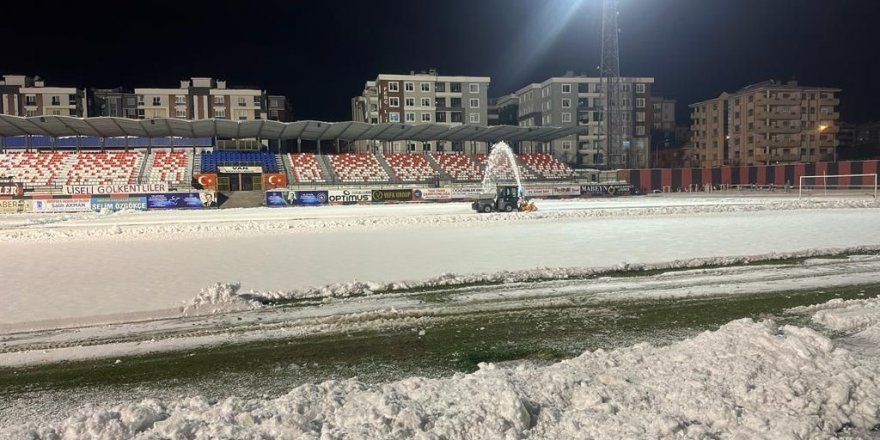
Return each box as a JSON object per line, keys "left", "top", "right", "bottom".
{"left": 50, "top": 96, "right": 61, "bottom": 106}
{"left": 636, "top": 112, "right": 645, "bottom": 122}
{"left": 254, "top": 96, "right": 261, "bottom": 106}
{"left": 404, "top": 82, "right": 414, "bottom": 92}
{"left": 451, "top": 112, "right": 463, "bottom": 123}
{"left": 214, "top": 96, "right": 224, "bottom": 105}
{"left": 635, "top": 83, "right": 646, "bottom": 93}
{"left": 622, "top": 98, "right": 630, "bottom": 107}
{"left": 176, "top": 95, "right": 186, "bottom": 105}
{"left": 622, "top": 84, "right": 631, "bottom": 93}
{"left": 51, "top": 109, "right": 61, "bottom": 115}
{"left": 469, "top": 113, "right": 480, "bottom": 123}
{"left": 562, "top": 112, "right": 572, "bottom": 123}
{"left": 421, "top": 97, "right": 431, "bottom": 107}
{"left": 469, "top": 98, "right": 480, "bottom": 108}
{"left": 176, "top": 109, "right": 186, "bottom": 118}
{"left": 636, "top": 98, "right": 646, "bottom": 108}
{"left": 389, "top": 97, "right": 400, "bottom": 107}
{"left": 405, "top": 112, "right": 415, "bottom": 122}
{"left": 215, "top": 108, "right": 226, "bottom": 118}
{"left": 562, "top": 141, "right": 571, "bottom": 150}
{"left": 405, "top": 97, "right": 415, "bottom": 107}
{"left": 421, "top": 82, "right": 431, "bottom": 92}
{"left": 636, "top": 126, "right": 646, "bottom": 136}
{"left": 469, "top": 83, "right": 479, "bottom": 93}
{"left": 436, "top": 112, "right": 446, "bottom": 122}
{"left": 421, "top": 112, "right": 431, "bottom": 122}
{"left": 450, "top": 82, "right": 462, "bottom": 93}
{"left": 562, "top": 84, "right": 572, "bottom": 93}
{"left": 435, "top": 82, "right": 446, "bottom": 93}
{"left": 25, "top": 95, "right": 36, "bottom": 106}
{"left": 562, "top": 98, "right": 571, "bottom": 108}
{"left": 137, "top": 109, "right": 145, "bottom": 119}
{"left": 152, "top": 97, "right": 161, "bottom": 106}
{"left": 388, "top": 81, "right": 399, "bottom": 92}
{"left": 389, "top": 112, "right": 400, "bottom": 122}
{"left": 237, "top": 97, "right": 247, "bottom": 107}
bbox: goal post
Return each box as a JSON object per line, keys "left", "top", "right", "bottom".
{"left": 798, "top": 173, "right": 878, "bottom": 199}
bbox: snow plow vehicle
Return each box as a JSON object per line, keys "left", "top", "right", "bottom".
{"left": 471, "top": 185, "right": 537, "bottom": 213}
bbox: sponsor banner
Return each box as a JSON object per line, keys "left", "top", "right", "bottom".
{"left": 371, "top": 189, "right": 413, "bottom": 203}
{"left": 0, "top": 199, "right": 32, "bottom": 214}
{"left": 266, "top": 191, "right": 295, "bottom": 207}
{"left": 90, "top": 196, "right": 148, "bottom": 211}
{"left": 32, "top": 198, "right": 91, "bottom": 213}
{"left": 194, "top": 173, "right": 218, "bottom": 190}
{"left": 294, "top": 190, "right": 329, "bottom": 206}
{"left": 328, "top": 189, "right": 372, "bottom": 203}
{"left": 263, "top": 173, "right": 288, "bottom": 190}
{"left": 413, "top": 188, "right": 452, "bottom": 201}
{"left": 580, "top": 183, "right": 635, "bottom": 196}
{"left": 450, "top": 186, "right": 484, "bottom": 200}
{"left": 0, "top": 183, "right": 24, "bottom": 196}
{"left": 524, "top": 187, "right": 554, "bottom": 197}
{"left": 63, "top": 183, "right": 168, "bottom": 195}
{"left": 146, "top": 193, "right": 204, "bottom": 209}
{"left": 552, "top": 185, "right": 582, "bottom": 196}
{"left": 218, "top": 165, "right": 262, "bottom": 173}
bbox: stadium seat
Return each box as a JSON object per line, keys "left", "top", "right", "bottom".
{"left": 288, "top": 153, "right": 328, "bottom": 183}
{"left": 199, "top": 151, "right": 278, "bottom": 173}
{"left": 327, "top": 154, "right": 390, "bottom": 183}
{"left": 429, "top": 153, "right": 484, "bottom": 182}
{"left": 383, "top": 153, "right": 438, "bottom": 183}
{"left": 0, "top": 151, "right": 144, "bottom": 187}
{"left": 518, "top": 154, "right": 575, "bottom": 180}
{"left": 147, "top": 150, "right": 193, "bottom": 185}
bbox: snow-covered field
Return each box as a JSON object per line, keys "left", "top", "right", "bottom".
{"left": 2, "top": 194, "right": 880, "bottom": 438}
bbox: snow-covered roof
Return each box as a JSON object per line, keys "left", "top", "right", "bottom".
{"left": 0, "top": 115, "right": 584, "bottom": 142}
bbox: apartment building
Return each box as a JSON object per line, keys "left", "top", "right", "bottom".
{"left": 690, "top": 80, "right": 841, "bottom": 167}
{"left": 89, "top": 88, "right": 139, "bottom": 119}
{"left": 352, "top": 70, "right": 490, "bottom": 152}
{"left": 0, "top": 75, "right": 85, "bottom": 117}
{"left": 513, "top": 74, "right": 654, "bottom": 167}
{"left": 133, "top": 78, "right": 265, "bottom": 121}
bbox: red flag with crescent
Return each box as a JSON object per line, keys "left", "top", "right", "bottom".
{"left": 263, "top": 173, "right": 287, "bottom": 189}
{"left": 194, "top": 173, "right": 218, "bottom": 190}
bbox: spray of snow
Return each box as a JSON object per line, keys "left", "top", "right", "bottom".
{"left": 7, "top": 317, "right": 880, "bottom": 439}
{"left": 481, "top": 141, "right": 524, "bottom": 196}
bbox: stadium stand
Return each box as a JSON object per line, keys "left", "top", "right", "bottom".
{"left": 430, "top": 153, "right": 484, "bottom": 182}
{"left": 288, "top": 153, "right": 329, "bottom": 183}
{"left": 64, "top": 151, "right": 144, "bottom": 185}
{"left": 383, "top": 153, "right": 438, "bottom": 183}
{"left": 0, "top": 151, "right": 146, "bottom": 187}
{"left": 147, "top": 150, "right": 193, "bottom": 185}
{"left": 518, "top": 153, "right": 575, "bottom": 180}
{"left": 327, "top": 153, "right": 390, "bottom": 183}
{"left": 200, "top": 151, "right": 278, "bottom": 173}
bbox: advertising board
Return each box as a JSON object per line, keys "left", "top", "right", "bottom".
{"left": 450, "top": 186, "right": 484, "bottom": 200}
{"left": 328, "top": 189, "right": 372, "bottom": 203}
{"left": 294, "top": 191, "right": 329, "bottom": 206}
{"left": 90, "top": 197, "right": 148, "bottom": 211}
{"left": 413, "top": 188, "right": 452, "bottom": 201}
{"left": 146, "top": 193, "right": 204, "bottom": 209}
{"left": 266, "top": 191, "right": 295, "bottom": 207}
{"left": 371, "top": 189, "right": 413, "bottom": 202}
{"left": 31, "top": 198, "right": 92, "bottom": 213}
{"left": 0, "top": 183, "right": 24, "bottom": 196}
{"left": 62, "top": 183, "right": 168, "bottom": 195}
{"left": 0, "top": 199, "right": 32, "bottom": 214}
{"left": 580, "top": 183, "right": 635, "bottom": 196}
{"left": 218, "top": 166, "right": 263, "bottom": 173}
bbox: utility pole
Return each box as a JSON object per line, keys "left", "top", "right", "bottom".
{"left": 600, "top": 0, "right": 624, "bottom": 170}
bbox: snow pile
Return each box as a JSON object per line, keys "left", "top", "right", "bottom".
{"left": 8, "top": 319, "right": 880, "bottom": 439}
{"left": 790, "top": 297, "right": 880, "bottom": 333}
{"left": 181, "top": 282, "right": 262, "bottom": 316}
{"left": 205, "top": 246, "right": 880, "bottom": 305}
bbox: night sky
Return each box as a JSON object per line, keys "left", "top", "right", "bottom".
{"left": 2, "top": 0, "right": 877, "bottom": 123}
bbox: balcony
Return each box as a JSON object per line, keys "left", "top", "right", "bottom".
{"left": 771, "top": 112, "right": 801, "bottom": 120}
{"left": 761, "top": 125, "right": 801, "bottom": 134}
{"left": 819, "top": 98, "right": 840, "bottom": 106}
{"left": 766, "top": 138, "right": 799, "bottom": 148}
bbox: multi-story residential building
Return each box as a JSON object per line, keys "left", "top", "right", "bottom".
{"left": 489, "top": 94, "right": 519, "bottom": 127}
{"left": 690, "top": 80, "right": 841, "bottom": 167}
{"left": 0, "top": 75, "right": 86, "bottom": 117}
{"left": 513, "top": 73, "right": 654, "bottom": 167}
{"left": 133, "top": 77, "right": 266, "bottom": 121}
{"left": 352, "top": 70, "right": 490, "bottom": 153}
{"left": 89, "top": 88, "right": 139, "bottom": 119}
{"left": 650, "top": 96, "right": 678, "bottom": 153}
{"left": 266, "top": 95, "right": 291, "bottom": 122}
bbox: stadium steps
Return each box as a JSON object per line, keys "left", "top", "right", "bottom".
{"left": 274, "top": 154, "right": 286, "bottom": 175}
{"left": 316, "top": 155, "right": 338, "bottom": 184}
{"left": 374, "top": 153, "right": 397, "bottom": 181}
{"left": 218, "top": 191, "right": 265, "bottom": 209}
{"left": 137, "top": 153, "right": 151, "bottom": 184}
{"left": 424, "top": 153, "right": 452, "bottom": 181}
{"left": 280, "top": 154, "right": 297, "bottom": 184}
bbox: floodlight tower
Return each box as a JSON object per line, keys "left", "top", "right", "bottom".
{"left": 600, "top": 0, "right": 625, "bottom": 169}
